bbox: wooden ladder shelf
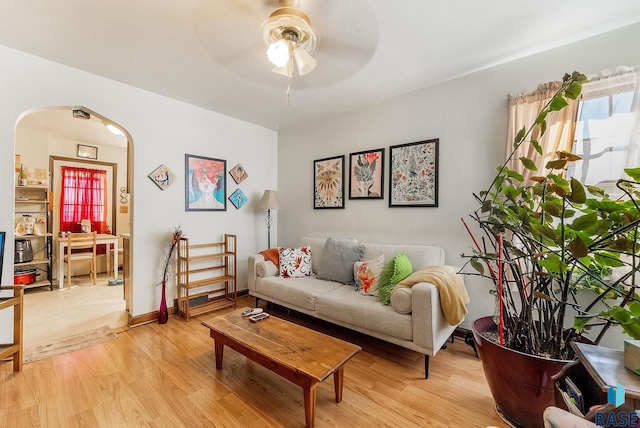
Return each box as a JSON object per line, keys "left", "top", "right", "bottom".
{"left": 176, "top": 234, "right": 236, "bottom": 321}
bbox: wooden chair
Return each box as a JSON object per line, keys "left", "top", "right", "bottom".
{"left": 64, "top": 232, "right": 97, "bottom": 288}
{"left": 107, "top": 247, "right": 123, "bottom": 276}
{"left": 0, "top": 285, "right": 25, "bottom": 372}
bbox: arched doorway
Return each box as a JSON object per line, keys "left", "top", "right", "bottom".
{"left": 14, "top": 106, "right": 133, "bottom": 348}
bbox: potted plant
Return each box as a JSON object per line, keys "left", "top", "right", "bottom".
{"left": 462, "top": 71, "right": 640, "bottom": 427}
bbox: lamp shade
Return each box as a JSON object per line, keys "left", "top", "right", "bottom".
{"left": 256, "top": 190, "right": 281, "bottom": 210}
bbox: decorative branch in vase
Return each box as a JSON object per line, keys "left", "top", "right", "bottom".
{"left": 158, "top": 226, "right": 182, "bottom": 324}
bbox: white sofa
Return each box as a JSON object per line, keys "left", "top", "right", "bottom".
{"left": 247, "top": 237, "right": 466, "bottom": 378}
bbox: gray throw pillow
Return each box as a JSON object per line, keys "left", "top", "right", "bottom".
{"left": 317, "top": 238, "right": 365, "bottom": 284}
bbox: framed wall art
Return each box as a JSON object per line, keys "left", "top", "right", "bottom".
{"left": 349, "top": 148, "right": 384, "bottom": 199}
{"left": 229, "top": 163, "right": 248, "bottom": 184}
{"left": 229, "top": 188, "right": 248, "bottom": 209}
{"left": 389, "top": 139, "right": 439, "bottom": 207}
{"left": 313, "top": 155, "right": 345, "bottom": 209}
{"left": 185, "top": 154, "right": 227, "bottom": 211}
{"left": 148, "top": 164, "right": 176, "bottom": 190}
{"left": 77, "top": 144, "right": 98, "bottom": 160}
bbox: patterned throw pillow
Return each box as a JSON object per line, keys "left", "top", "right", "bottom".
{"left": 354, "top": 254, "right": 386, "bottom": 295}
{"left": 278, "top": 246, "right": 312, "bottom": 278}
{"left": 378, "top": 252, "right": 413, "bottom": 305}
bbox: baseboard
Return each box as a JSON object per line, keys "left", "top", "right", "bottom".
{"left": 129, "top": 291, "right": 248, "bottom": 327}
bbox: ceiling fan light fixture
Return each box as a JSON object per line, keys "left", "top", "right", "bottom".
{"left": 262, "top": 6, "right": 317, "bottom": 77}
{"left": 267, "top": 39, "right": 291, "bottom": 67}
{"left": 293, "top": 47, "right": 316, "bottom": 76}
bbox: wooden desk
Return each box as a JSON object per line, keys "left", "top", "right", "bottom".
{"left": 54, "top": 234, "right": 118, "bottom": 289}
{"left": 202, "top": 308, "right": 361, "bottom": 428}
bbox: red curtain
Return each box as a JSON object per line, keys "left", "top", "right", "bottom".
{"left": 59, "top": 166, "right": 109, "bottom": 234}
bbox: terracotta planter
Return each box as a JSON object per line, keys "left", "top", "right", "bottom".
{"left": 473, "top": 316, "right": 571, "bottom": 428}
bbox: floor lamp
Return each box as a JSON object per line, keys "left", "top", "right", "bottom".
{"left": 256, "top": 190, "right": 281, "bottom": 248}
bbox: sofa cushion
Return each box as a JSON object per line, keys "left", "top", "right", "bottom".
{"left": 296, "top": 238, "right": 327, "bottom": 274}
{"left": 279, "top": 246, "right": 313, "bottom": 278}
{"left": 354, "top": 254, "right": 385, "bottom": 295}
{"left": 317, "top": 238, "right": 364, "bottom": 285}
{"left": 315, "top": 285, "right": 413, "bottom": 341}
{"left": 255, "top": 275, "right": 342, "bottom": 311}
{"left": 256, "top": 261, "right": 278, "bottom": 278}
{"left": 390, "top": 287, "right": 412, "bottom": 314}
{"left": 378, "top": 252, "right": 413, "bottom": 305}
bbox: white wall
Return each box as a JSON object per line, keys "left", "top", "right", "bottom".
{"left": 277, "top": 22, "right": 640, "bottom": 347}
{"left": 0, "top": 45, "right": 277, "bottom": 341}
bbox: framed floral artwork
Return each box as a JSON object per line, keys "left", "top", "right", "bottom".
{"left": 349, "top": 148, "right": 384, "bottom": 199}
{"left": 229, "top": 163, "right": 248, "bottom": 184}
{"left": 389, "top": 139, "right": 439, "bottom": 207}
{"left": 185, "top": 154, "right": 227, "bottom": 211}
{"left": 229, "top": 188, "right": 248, "bottom": 209}
{"left": 313, "top": 155, "right": 345, "bottom": 209}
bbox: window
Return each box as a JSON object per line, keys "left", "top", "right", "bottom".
{"left": 59, "top": 166, "right": 109, "bottom": 233}
{"left": 566, "top": 67, "right": 640, "bottom": 196}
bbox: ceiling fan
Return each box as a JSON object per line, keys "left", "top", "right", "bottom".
{"left": 193, "top": 0, "right": 379, "bottom": 92}
{"left": 261, "top": 0, "right": 318, "bottom": 78}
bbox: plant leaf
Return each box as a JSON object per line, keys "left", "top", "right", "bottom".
{"left": 546, "top": 159, "right": 568, "bottom": 170}
{"left": 574, "top": 315, "right": 592, "bottom": 332}
{"left": 470, "top": 257, "right": 485, "bottom": 275}
{"left": 569, "top": 237, "right": 589, "bottom": 258}
{"left": 565, "top": 81, "right": 582, "bottom": 100}
{"left": 568, "top": 178, "right": 586, "bottom": 204}
{"left": 531, "top": 140, "right": 542, "bottom": 155}
{"left": 571, "top": 213, "right": 597, "bottom": 231}
{"left": 549, "top": 96, "right": 569, "bottom": 112}
{"left": 519, "top": 157, "right": 537, "bottom": 171}
{"left": 625, "top": 168, "right": 640, "bottom": 183}
{"left": 541, "top": 200, "right": 564, "bottom": 217}
{"left": 514, "top": 126, "right": 526, "bottom": 146}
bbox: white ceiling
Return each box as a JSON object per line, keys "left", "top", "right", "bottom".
{"left": 2, "top": 0, "right": 640, "bottom": 134}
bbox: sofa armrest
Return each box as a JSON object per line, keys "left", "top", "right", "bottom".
{"left": 410, "top": 282, "right": 458, "bottom": 356}
{"left": 248, "top": 254, "right": 266, "bottom": 293}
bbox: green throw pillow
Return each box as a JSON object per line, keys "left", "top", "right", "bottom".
{"left": 378, "top": 252, "right": 413, "bottom": 305}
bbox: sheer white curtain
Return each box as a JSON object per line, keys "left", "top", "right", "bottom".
{"left": 566, "top": 66, "right": 640, "bottom": 193}
{"left": 505, "top": 82, "right": 580, "bottom": 182}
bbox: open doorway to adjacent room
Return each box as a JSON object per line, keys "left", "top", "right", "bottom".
{"left": 14, "top": 106, "right": 133, "bottom": 348}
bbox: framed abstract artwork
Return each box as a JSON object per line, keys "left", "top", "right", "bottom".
{"left": 185, "top": 154, "right": 227, "bottom": 211}
{"left": 229, "top": 163, "right": 248, "bottom": 184}
{"left": 229, "top": 188, "right": 248, "bottom": 209}
{"left": 313, "top": 155, "right": 345, "bottom": 209}
{"left": 389, "top": 139, "right": 439, "bottom": 207}
{"left": 349, "top": 148, "right": 384, "bottom": 199}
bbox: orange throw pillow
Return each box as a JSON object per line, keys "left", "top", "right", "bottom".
{"left": 259, "top": 248, "right": 280, "bottom": 269}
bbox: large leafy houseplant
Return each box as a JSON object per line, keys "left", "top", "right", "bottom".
{"left": 464, "top": 71, "right": 640, "bottom": 361}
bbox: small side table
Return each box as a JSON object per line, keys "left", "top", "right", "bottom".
{"left": 552, "top": 342, "right": 640, "bottom": 424}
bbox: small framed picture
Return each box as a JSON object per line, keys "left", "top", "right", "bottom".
{"left": 349, "top": 148, "right": 384, "bottom": 199}
{"left": 77, "top": 144, "right": 98, "bottom": 160}
{"left": 185, "top": 154, "right": 227, "bottom": 211}
{"left": 314, "top": 155, "right": 345, "bottom": 209}
{"left": 389, "top": 139, "right": 439, "bottom": 207}
{"left": 229, "top": 163, "right": 248, "bottom": 184}
{"left": 148, "top": 164, "right": 176, "bottom": 190}
{"left": 229, "top": 188, "right": 248, "bottom": 209}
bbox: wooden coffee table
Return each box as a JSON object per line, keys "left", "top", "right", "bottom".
{"left": 202, "top": 308, "right": 361, "bottom": 428}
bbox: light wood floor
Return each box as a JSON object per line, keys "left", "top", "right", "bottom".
{"left": 1, "top": 295, "right": 506, "bottom": 427}
{"left": 23, "top": 273, "right": 128, "bottom": 348}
